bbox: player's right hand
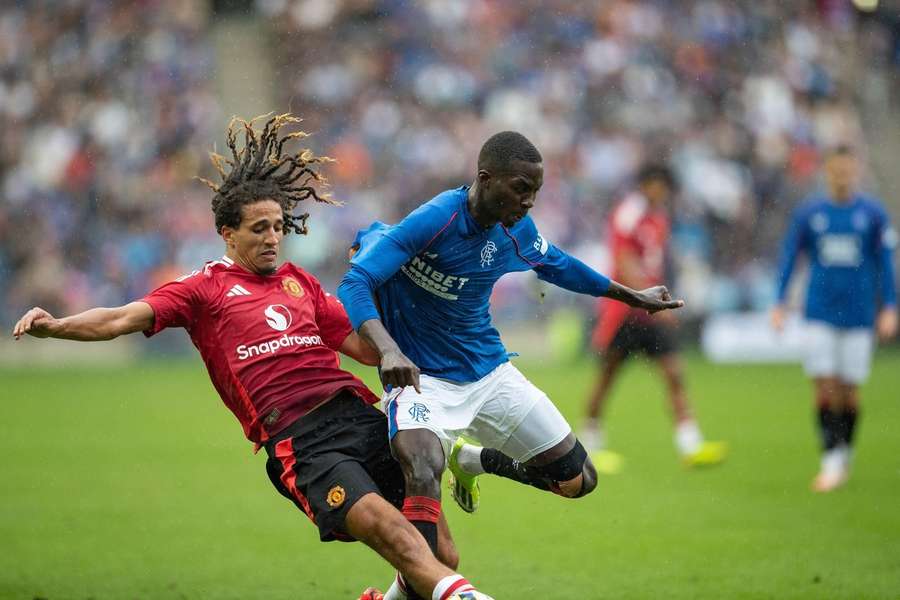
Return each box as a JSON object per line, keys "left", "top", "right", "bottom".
{"left": 637, "top": 286, "right": 684, "bottom": 314}
{"left": 379, "top": 349, "right": 421, "bottom": 393}
{"left": 876, "top": 307, "right": 898, "bottom": 342}
{"left": 770, "top": 305, "right": 786, "bottom": 332}
{"left": 12, "top": 307, "right": 60, "bottom": 340}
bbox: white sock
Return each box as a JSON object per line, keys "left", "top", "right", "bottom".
{"left": 821, "top": 448, "right": 845, "bottom": 476}
{"left": 837, "top": 443, "right": 852, "bottom": 468}
{"left": 383, "top": 573, "right": 408, "bottom": 600}
{"left": 432, "top": 575, "right": 473, "bottom": 600}
{"left": 581, "top": 420, "right": 606, "bottom": 451}
{"left": 456, "top": 444, "right": 485, "bottom": 475}
{"left": 675, "top": 420, "right": 703, "bottom": 455}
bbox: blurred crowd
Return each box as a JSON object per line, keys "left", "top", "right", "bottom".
{"left": 261, "top": 0, "right": 899, "bottom": 317}
{"left": 0, "top": 0, "right": 220, "bottom": 326}
{"left": 2, "top": 0, "right": 899, "bottom": 328}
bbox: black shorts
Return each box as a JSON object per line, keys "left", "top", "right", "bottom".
{"left": 608, "top": 319, "right": 677, "bottom": 358}
{"left": 264, "top": 391, "right": 405, "bottom": 542}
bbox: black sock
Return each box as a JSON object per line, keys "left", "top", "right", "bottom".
{"left": 411, "top": 519, "right": 437, "bottom": 553}
{"left": 403, "top": 522, "right": 434, "bottom": 600}
{"left": 817, "top": 406, "right": 840, "bottom": 452}
{"left": 480, "top": 448, "right": 551, "bottom": 491}
{"left": 839, "top": 407, "right": 859, "bottom": 447}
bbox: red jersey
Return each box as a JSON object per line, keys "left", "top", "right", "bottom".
{"left": 593, "top": 192, "right": 670, "bottom": 349}
{"left": 141, "top": 255, "right": 378, "bottom": 445}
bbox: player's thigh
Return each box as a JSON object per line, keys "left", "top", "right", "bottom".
{"left": 467, "top": 363, "right": 571, "bottom": 463}
{"left": 357, "top": 403, "right": 406, "bottom": 511}
{"left": 264, "top": 395, "right": 392, "bottom": 542}
{"left": 837, "top": 328, "right": 874, "bottom": 385}
{"left": 803, "top": 321, "right": 839, "bottom": 379}
{"left": 383, "top": 373, "right": 489, "bottom": 460}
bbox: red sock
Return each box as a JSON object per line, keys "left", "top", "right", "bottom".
{"left": 401, "top": 495, "right": 441, "bottom": 552}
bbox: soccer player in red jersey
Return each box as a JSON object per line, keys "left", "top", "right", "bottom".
{"left": 12, "top": 114, "right": 488, "bottom": 600}
{"left": 583, "top": 164, "right": 726, "bottom": 471}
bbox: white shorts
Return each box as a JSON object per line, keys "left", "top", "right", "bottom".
{"left": 803, "top": 321, "right": 874, "bottom": 384}
{"left": 382, "top": 362, "right": 571, "bottom": 463}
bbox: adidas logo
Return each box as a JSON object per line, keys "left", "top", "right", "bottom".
{"left": 226, "top": 284, "right": 252, "bottom": 297}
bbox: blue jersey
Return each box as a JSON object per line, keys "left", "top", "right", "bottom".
{"left": 338, "top": 186, "right": 611, "bottom": 383}
{"left": 776, "top": 193, "right": 897, "bottom": 328}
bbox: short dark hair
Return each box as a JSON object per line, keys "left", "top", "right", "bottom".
{"left": 198, "top": 113, "right": 336, "bottom": 235}
{"left": 477, "top": 131, "right": 542, "bottom": 172}
{"left": 636, "top": 163, "right": 677, "bottom": 190}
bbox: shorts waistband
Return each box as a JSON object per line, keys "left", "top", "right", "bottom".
{"left": 263, "top": 389, "right": 363, "bottom": 456}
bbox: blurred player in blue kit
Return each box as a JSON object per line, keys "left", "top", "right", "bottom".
{"left": 340, "top": 131, "right": 684, "bottom": 599}
{"left": 772, "top": 146, "right": 897, "bottom": 492}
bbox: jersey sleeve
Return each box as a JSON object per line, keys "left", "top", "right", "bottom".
{"left": 313, "top": 281, "right": 354, "bottom": 350}
{"left": 140, "top": 271, "right": 206, "bottom": 337}
{"left": 874, "top": 205, "right": 898, "bottom": 307}
{"left": 338, "top": 203, "right": 458, "bottom": 329}
{"left": 776, "top": 204, "right": 810, "bottom": 303}
{"left": 511, "top": 217, "right": 611, "bottom": 296}
{"left": 609, "top": 201, "right": 643, "bottom": 258}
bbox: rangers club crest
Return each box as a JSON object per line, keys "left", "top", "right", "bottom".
{"left": 282, "top": 276, "right": 304, "bottom": 298}
{"left": 480, "top": 240, "right": 498, "bottom": 268}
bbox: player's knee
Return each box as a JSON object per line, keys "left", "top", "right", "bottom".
{"left": 536, "top": 440, "right": 590, "bottom": 498}
{"left": 400, "top": 453, "right": 443, "bottom": 497}
{"left": 579, "top": 458, "right": 598, "bottom": 497}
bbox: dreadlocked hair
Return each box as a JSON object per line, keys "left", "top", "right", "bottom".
{"left": 197, "top": 112, "right": 337, "bottom": 236}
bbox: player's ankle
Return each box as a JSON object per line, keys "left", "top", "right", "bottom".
{"left": 675, "top": 419, "right": 702, "bottom": 455}
{"left": 432, "top": 574, "right": 475, "bottom": 600}
{"left": 456, "top": 443, "right": 485, "bottom": 475}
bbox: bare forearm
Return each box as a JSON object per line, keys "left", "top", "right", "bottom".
{"left": 54, "top": 308, "right": 129, "bottom": 340}
{"left": 602, "top": 281, "right": 646, "bottom": 307}
{"left": 358, "top": 319, "right": 403, "bottom": 357}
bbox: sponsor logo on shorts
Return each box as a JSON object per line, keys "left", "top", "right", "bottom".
{"left": 326, "top": 485, "right": 346, "bottom": 508}
{"left": 264, "top": 304, "right": 293, "bottom": 331}
{"left": 236, "top": 333, "right": 322, "bottom": 360}
{"left": 408, "top": 402, "right": 430, "bottom": 423}
{"left": 282, "top": 277, "right": 304, "bottom": 298}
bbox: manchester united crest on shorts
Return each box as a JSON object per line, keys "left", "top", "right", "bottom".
{"left": 326, "top": 485, "right": 346, "bottom": 508}
{"left": 282, "top": 276, "right": 304, "bottom": 298}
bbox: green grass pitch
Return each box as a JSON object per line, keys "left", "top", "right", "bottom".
{"left": 2, "top": 351, "right": 899, "bottom": 599}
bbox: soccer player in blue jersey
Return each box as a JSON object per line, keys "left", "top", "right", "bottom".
{"left": 339, "top": 131, "right": 684, "bottom": 598}
{"left": 772, "top": 146, "right": 897, "bottom": 493}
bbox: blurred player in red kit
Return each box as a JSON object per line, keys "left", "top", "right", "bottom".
{"left": 12, "top": 113, "right": 490, "bottom": 600}
{"left": 582, "top": 164, "right": 726, "bottom": 472}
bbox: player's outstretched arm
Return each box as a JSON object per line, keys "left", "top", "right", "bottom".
{"left": 602, "top": 281, "right": 684, "bottom": 314}
{"left": 12, "top": 302, "right": 155, "bottom": 342}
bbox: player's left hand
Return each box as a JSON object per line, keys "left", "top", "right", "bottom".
{"left": 636, "top": 286, "right": 684, "bottom": 314}
{"left": 876, "top": 308, "right": 898, "bottom": 342}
